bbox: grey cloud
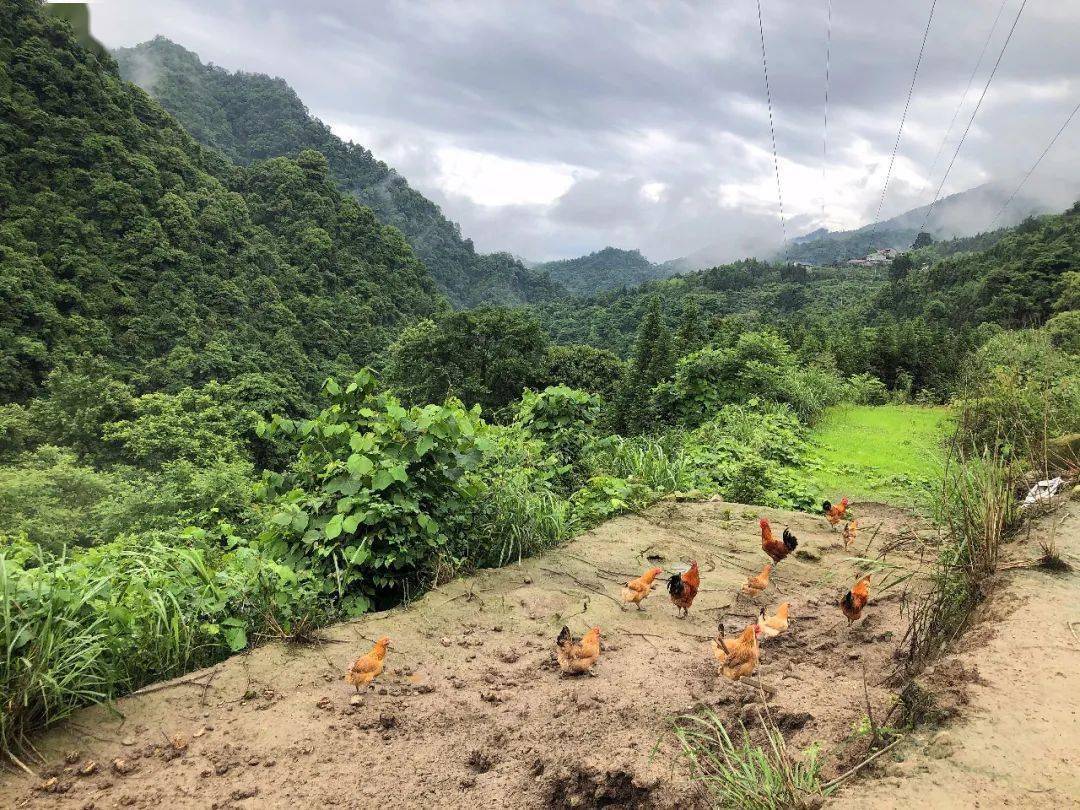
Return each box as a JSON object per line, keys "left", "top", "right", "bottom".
{"left": 91, "top": 0, "right": 1080, "bottom": 262}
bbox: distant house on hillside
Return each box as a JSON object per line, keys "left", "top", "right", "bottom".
{"left": 866, "top": 248, "right": 901, "bottom": 264}
{"left": 792, "top": 260, "right": 817, "bottom": 269}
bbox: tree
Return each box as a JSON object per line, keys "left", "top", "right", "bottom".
{"left": 674, "top": 298, "right": 706, "bottom": 357}
{"left": 889, "top": 254, "right": 915, "bottom": 281}
{"left": 613, "top": 297, "right": 673, "bottom": 434}
{"left": 385, "top": 308, "right": 548, "bottom": 414}
{"left": 911, "top": 231, "right": 934, "bottom": 249}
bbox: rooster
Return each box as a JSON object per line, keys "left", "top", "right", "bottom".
{"left": 760, "top": 519, "right": 798, "bottom": 564}
{"left": 345, "top": 637, "right": 390, "bottom": 693}
{"left": 667, "top": 560, "right": 700, "bottom": 618}
{"left": 823, "top": 498, "right": 851, "bottom": 527}
{"left": 715, "top": 624, "right": 762, "bottom": 680}
{"left": 555, "top": 626, "right": 601, "bottom": 676}
{"left": 842, "top": 519, "right": 858, "bottom": 549}
{"left": 621, "top": 566, "right": 663, "bottom": 610}
{"left": 741, "top": 564, "right": 772, "bottom": 598}
{"left": 840, "top": 575, "right": 871, "bottom": 625}
{"left": 757, "top": 602, "right": 790, "bottom": 638}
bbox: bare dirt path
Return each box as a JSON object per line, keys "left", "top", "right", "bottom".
{"left": 832, "top": 500, "right": 1080, "bottom": 809}
{"left": 2, "top": 501, "right": 930, "bottom": 809}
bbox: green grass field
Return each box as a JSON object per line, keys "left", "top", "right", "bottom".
{"left": 806, "top": 404, "right": 953, "bottom": 508}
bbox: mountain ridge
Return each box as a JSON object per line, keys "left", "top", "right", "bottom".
{"left": 112, "top": 37, "right": 563, "bottom": 308}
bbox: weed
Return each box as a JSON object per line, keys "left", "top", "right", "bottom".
{"left": 672, "top": 708, "right": 822, "bottom": 809}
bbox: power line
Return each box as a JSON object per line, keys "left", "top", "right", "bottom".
{"left": 756, "top": 0, "right": 786, "bottom": 243}
{"left": 873, "top": 0, "right": 938, "bottom": 226}
{"left": 989, "top": 99, "right": 1080, "bottom": 230}
{"left": 919, "top": 0, "right": 1028, "bottom": 233}
{"left": 923, "top": 0, "right": 1009, "bottom": 195}
{"left": 821, "top": 0, "right": 832, "bottom": 226}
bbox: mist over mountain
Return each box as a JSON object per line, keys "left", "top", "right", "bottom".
{"left": 112, "top": 37, "right": 563, "bottom": 308}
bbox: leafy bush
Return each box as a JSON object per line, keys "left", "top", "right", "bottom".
{"left": 956, "top": 330, "right": 1080, "bottom": 464}
{"left": 257, "top": 370, "right": 489, "bottom": 613}
{"left": 514, "top": 386, "right": 601, "bottom": 488}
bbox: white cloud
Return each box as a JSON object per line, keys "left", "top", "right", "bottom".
{"left": 433, "top": 147, "right": 587, "bottom": 207}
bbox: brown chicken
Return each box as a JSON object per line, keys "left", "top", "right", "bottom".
{"left": 345, "top": 636, "right": 390, "bottom": 692}
{"left": 840, "top": 575, "right": 872, "bottom": 625}
{"left": 556, "top": 626, "right": 601, "bottom": 676}
{"left": 715, "top": 624, "right": 762, "bottom": 680}
{"left": 760, "top": 518, "right": 798, "bottom": 564}
{"left": 757, "top": 602, "right": 790, "bottom": 638}
{"left": 741, "top": 564, "right": 772, "bottom": 598}
{"left": 842, "top": 519, "right": 858, "bottom": 549}
{"left": 621, "top": 566, "right": 664, "bottom": 609}
{"left": 823, "top": 497, "right": 851, "bottom": 526}
{"left": 667, "top": 560, "right": 700, "bottom": 618}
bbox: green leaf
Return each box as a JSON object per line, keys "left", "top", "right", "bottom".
{"left": 271, "top": 511, "right": 293, "bottom": 527}
{"left": 347, "top": 453, "right": 374, "bottom": 477}
{"left": 415, "top": 435, "right": 435, "bottom": 456}
{"left": 389, "top": 464, "right": 408, "bottom": 482}
{"left": 224, "top": 625, "right": 248, "bottom": 652}
{"left": 371, "top": 469, "right": 394, "bottom": 491}
{"left": 291, "top": 512, "right": 309, "bottom": 533}
{"left": 325, "top": 513, "right": 344, "bottom": 540}
{"left": 342, "top": 514, "right": 362, "bottom": 534}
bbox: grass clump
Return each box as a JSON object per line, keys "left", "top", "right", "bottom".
{"left": 672, "top": 709, "right": 823, "bottom": 810}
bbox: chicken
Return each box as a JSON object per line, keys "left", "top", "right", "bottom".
{"left": 760, "top": 519, "right": 798, "bottom": 564}
{"left": 840, "top": 575, "right": 872, "bottom": 625}
{"left": 842, "top": 519, "right": 858, "bottom": 549}
{"left": 621, "top": 566, "right": 664, "bottom": 609}
{"left": 555, "top": 626, "right": 602, "bottom": 676}
{"left": 823, "top": 497, "right": 851, "bottom": 526}
{"left": 667, "top": 560, "right": 700, "bottom": 618}
{"left": 757, "top": 602, "right": 790, "bottom": 638}
{"left": 715, "top": 624, "right": 762, "bottom": 680}
{"left": 741, "top": 564, "right": 772, "bottom": 598}
{"left": 345, "top": 636, "right": 390, "bottom": 693}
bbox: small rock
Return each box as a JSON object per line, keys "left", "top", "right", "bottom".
{"left": 193, "top": 726, "right": 207, "bottom": 738}
{"left": 523, "top": 576, "right": 533, "bottom": 584}
{"left": 111, "top": 758, "right": 136, "bottom": 775}
{"left": 121, "top": 738, "right": 136, "bottom": 747}
{"left": 214, "top": 763, "right": 230, "bottom": 776}
{"left": 264, "top": 759, "right": 277, "bottom": 767}
{"left": 350, "top": 694, "right": 363, "bottom": 706}
{"left": 231, "top": 787, "right": 259, "bottom": 800}
{"left": 65, "top": 750, "right": 81, "bottom": 764}
{"left": 440, "top": 637, "right": 453, "bottom": 647}
{"left": 78, "top": 760, "right": 98, "bottom": 777}
{"left": 37, "top": 777, "right": 60, "bottom": 793}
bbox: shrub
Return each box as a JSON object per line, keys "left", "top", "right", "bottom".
{"left": 514, "top": 386, "right": 601, "bottom": 488}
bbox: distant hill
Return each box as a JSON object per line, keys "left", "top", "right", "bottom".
{"left": 533, "top": 247, "right": 674, "bottom": 296}
{"left": 779, "top": 184, "right": 1051, "bottom": 266}
{"left": 112, "top": 37, "right": 563, "bottom": 308}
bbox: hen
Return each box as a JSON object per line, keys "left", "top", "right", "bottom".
{"left": 741, "top": 564, "right": 772, "bottom": 598}
{"left": 715, "top": 624, "right": 762, "bottom": 680}
{"left": 345, "top": 636, "right": 390, "bottom": 693}
{"left": 757, "top": 602, "right": 790, "bottom": 638}
{"left": 823, "top": 497, "right": 851, "bottom": 526}
{"left": 842, "top": 519, "right": 858, "bottom": 549}
{"left": 556, "top": 626, "right": 602, "bottom": 676}
{"left": 621, "top": 566, "right": 664, "bottom": 610}
{"left": 760, "top": 519, "right": 798, "bottom": 564}
{"left": 667, "top": 560, "right": 700, "bottom": 618}
{"left": 840, "top": 575, "right": 872, "bottom": 625}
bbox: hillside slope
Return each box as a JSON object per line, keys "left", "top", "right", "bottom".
{"left": 534, "top": 246, "right": 673, "bottom": 296}
{"left": 0, "top": 1, "right": 439, "bottom": 404}
{"left": 112, "top": 37, "right": 563, "bottom": 308}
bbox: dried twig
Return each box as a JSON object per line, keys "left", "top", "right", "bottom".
{"left": 539, "top": 566, "right": 626, "bottom": 608}
{"left": 130, "top": 670, "right": 220, "bottom": 697}
{"left": 822, "top": 737, "right": 903, "bottom": 792}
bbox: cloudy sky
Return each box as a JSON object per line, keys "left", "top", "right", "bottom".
{"left": 89, "top": 0, "right": 1080, "bottom": 262}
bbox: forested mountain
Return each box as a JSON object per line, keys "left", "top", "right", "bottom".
{"left": 0, "top": 1, "right": 440, "bottom": 405}
{"left": 534, "top": 246, "right": 673, "bottom": 296}
{"left": 778, "top": 183, "right": 1050, "bottom": 266}
{"left": 112, "top": 37, "right": 563, "bottom": 308}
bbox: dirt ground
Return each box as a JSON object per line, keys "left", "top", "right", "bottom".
{"left": 1, "top": 501, "right": 938, "bottom": 809}
{"left": 830, "top": 498, "right": 1080, "bottom": 809}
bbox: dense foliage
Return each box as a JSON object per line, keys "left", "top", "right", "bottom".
{"left": 534, "top": 247, "right": 673, "bottom": 296}
{"left": 1, "top": 4, "right": 441, "bottom": 407}
{"left": 112, "top": 37, "right": 563, "bottom": 308}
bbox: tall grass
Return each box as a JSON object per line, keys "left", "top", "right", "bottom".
{"left": 589, "top": 434, "right": 693, "bottom": 492}
{"left": 898, "top": 441, "right": 1020, "bottom": 676}
{"left": 474, "top": 468, "right": 577, "bottom": 567}
{"left": 1, "top": 548, "right": 110, "bottom": 765}
{"left": 672, "top": 709, "right": 822, "bottom": 810}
